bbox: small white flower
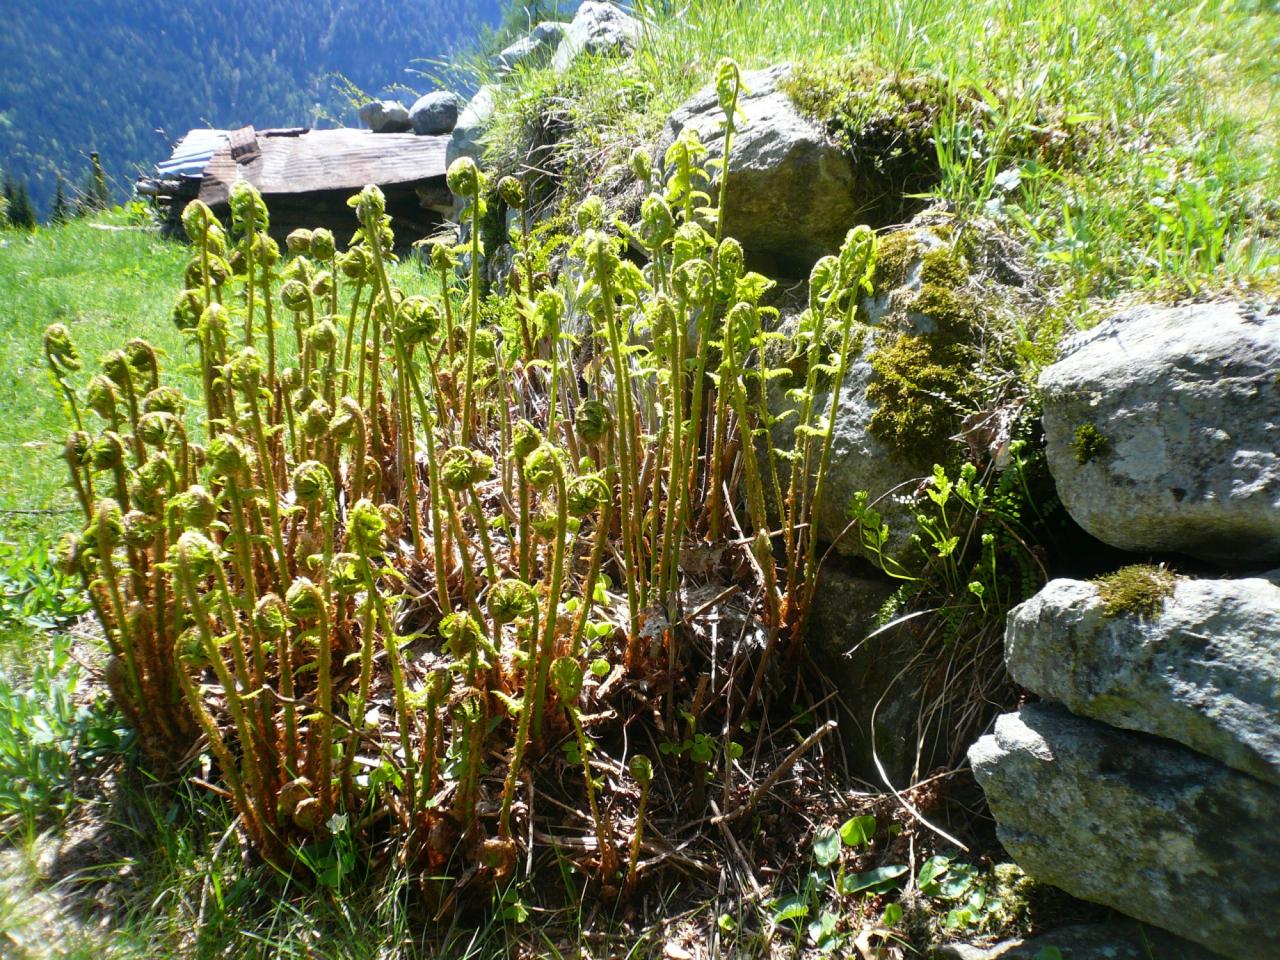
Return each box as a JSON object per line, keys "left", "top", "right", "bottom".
{"left": 994, "top": 167, "right": 1022, "bottom": 193}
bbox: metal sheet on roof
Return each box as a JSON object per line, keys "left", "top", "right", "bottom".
{"left": 157, "top": 129, "right": 230, "bottom": 178}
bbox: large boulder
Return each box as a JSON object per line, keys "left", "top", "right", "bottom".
{"left": 969, "top": 703, "right": 1280, "bottom": 959}
{"left": 446, "top": 85, "right": 499, "bottom": 167}
{"left": 495, "top": 21, "right": 566, "bottom": 73}
{"left": 1006, "top": 573, "right": 1280, "bottom": 786}
{"left": 657, "top": 64, "right": 857, "bottom": 274}
{"left": 409, "top": 91, "right": 460, "bottom": 135}
{"left": 1039, "top": 299, "right": 1280, "bottom": 564}
{"left": 551, "top": 1, "right": 642, "bottom": 72}
{"left": 357, "top": 100, "right": 411, "bottom": 133}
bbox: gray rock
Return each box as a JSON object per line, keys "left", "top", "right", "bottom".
{"left": 767, "top": 324, "right": 891, "bottom": 556}
{"left": 533, "top": 19, "right": 571, "bottom": 43}
{"left": 803, "top": 564, "right": 915, "bottom": 781}
{"left": 765, "top": 224, "right": 967, "bottom": 562}
{"left": 485, "top": 242, "right": 517, "bottom": 290}
{"left": 1006, "top": 573, "right": 1280, "bottom": 786}
{"left": 446, "top": 85, "right": 500, "bottom": 167}
{"left": 356, "top": 100, "right": 411, "bottom": 133}
{"left": 1039, "top": 300, "right": 1280, "bottom": 564}
{"left": 409, "top": 91, "right": 460, "bottom": 135}
{"left": 657, "top": 63, "right": 857, "bottom": 274}
{"left": 936, "top": 921, "right": 1224, "bottom": 959}
{"left": 969, "top": 703, "right": 1280, "bottom": 959}
{"left": 495, "top": 21, "right": 566, "bottom": 73}
{"left": 496, "top": 35, "right": 544, "bottom": 72}
{"left": 937, "top": 944, "right": 996, "bottom": 960}
{"left": 551, "top": 1, "right": 642, "bottom": 72}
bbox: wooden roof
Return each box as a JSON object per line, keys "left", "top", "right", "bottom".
{"left": 195, "top": 127, "right": 449, "bottom": 206}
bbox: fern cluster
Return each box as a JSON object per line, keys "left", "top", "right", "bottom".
{"left": 46, "top": 59, "right": 881, "bottom": 902}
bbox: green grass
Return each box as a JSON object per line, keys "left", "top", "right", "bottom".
{"left": 485, "top": 0, "right": 1279, "bottom": 298}
{"left": 0, "top": 215, "right": 190, "bottom": 523}
{"left": 0, "top": 211, "right": 437, "bottom": 544}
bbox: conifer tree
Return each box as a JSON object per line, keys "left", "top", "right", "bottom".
{"left": 5, "top": 176, "right": 36, "bottom": 229}
{"left": 90, "top": 152, "right": 111, "bottom": 210}
{"left": 78, "top": 152, "right": 111, "bottom": 215}
{"left": 51, "top": 176, "right": 70, "bottom": 224}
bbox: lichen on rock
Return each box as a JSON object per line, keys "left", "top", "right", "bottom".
{"left": 1038, "top": 298, "right": 1280, "bottom": 564}
{"left": 1005, "top": 570, "right": 1280, "bottom": 785}
{"left": 970, "top": 703, "right": 1280, "bottom": 959}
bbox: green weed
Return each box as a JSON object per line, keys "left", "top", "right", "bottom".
{"left": 850, "top": 445, "right": 1057, "bottom": 770}
{"left": 0, "top": 632, "right": 126, "bottom": 834}
{"left": 0, "top": 538, "right": 88, "bottom": 639}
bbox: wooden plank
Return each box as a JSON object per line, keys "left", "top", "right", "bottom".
{"left": 197, "top": 128, "right": 449, "bottom": 206}
{"left": 227, "top": 125, "right": 260, "bottom": 163}
{"left": 261, "top": 182, "right": 446, "bottom": 242}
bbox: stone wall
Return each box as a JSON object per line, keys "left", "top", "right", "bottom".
{"left": 970, "top": 300, "right": 1280, "bottom": 959}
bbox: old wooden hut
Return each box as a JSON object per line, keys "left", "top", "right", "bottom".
{"left": 138, "top": 125, "right": 454, "bottom": 245}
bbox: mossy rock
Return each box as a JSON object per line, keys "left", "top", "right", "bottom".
{"left": 766, "top": 218, "right": 1022, "bottom": 565}
{"left": 1092, "top": 564, "right": 1176, "bottom": 618}
{"left": 780, "top": 59, "right": 1080, "bottom": 235}
{"left": 656, "top": 63, "right": 861, "bottom": 276}
{"left": 1039, "top": 299, "right": 1280, "bottom": 564}
{"left": 780, "top": 63, "right": 966, "bottom": 229}
{"left": 1006, "top": 571, "right": 1280, "bottom": 787}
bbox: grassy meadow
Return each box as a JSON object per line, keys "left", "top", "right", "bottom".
{"left": 487, "top": 0, "right": 1279, "bottom": 298}
{"left": 0, "top": 214, "right": 438, "bottom": 532}
{"left": 0, "top": 217, "right": 189, "bottom": 518}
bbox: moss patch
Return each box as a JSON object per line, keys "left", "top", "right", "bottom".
{"left": 906, "top": 282, "right": 978, "bottom": 338}
{"left": 868, "top": 229, "right": 923, "bottom": 295}
{"left": 919, "top": 245, "right": 969, "bottom": 289}
{"left": 1072, "top": 422, "right": 1110, "bottom": 465}
{"left": 865, "top": 234, "right": 978, "bottom": 466}
{"left": 903, "top": 860, "right": 1092, "bottom": 950}
{"left": 866, "top": 333, "right": 973, "bottom": 465}
{"left": 1093, "top": 564, "right": 1177, "bottom": 618}
{"left": 780, "top": 63, "right": 967, "bottom": 227}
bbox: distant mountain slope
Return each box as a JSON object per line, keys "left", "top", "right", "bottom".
{"left": 0, "top": 0, "right": 506, "bottom": 215}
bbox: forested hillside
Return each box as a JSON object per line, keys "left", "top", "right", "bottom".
{"left": 0, "top": 0, "right": 506, "bottom": 215}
